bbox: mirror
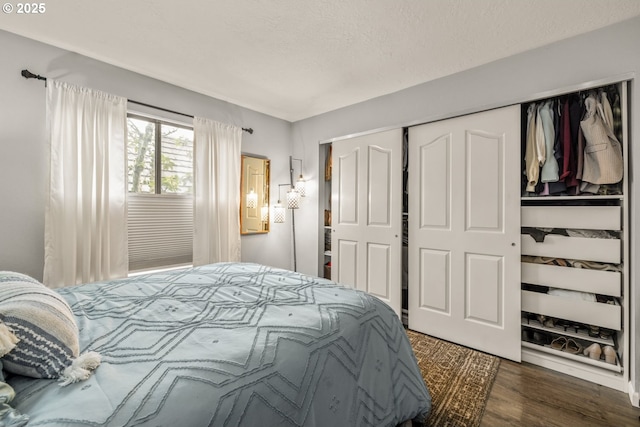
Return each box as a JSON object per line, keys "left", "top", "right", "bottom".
{"left": 241, "top": 154, "right": 270, "bottom": 234}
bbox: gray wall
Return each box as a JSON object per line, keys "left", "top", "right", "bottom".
{"left": 292, "top": 16, "right": 640, "bottom": 403}
{"left": 0, "top": 29, "right": 295, "bottom": 279}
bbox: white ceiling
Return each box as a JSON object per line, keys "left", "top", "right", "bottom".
{"left": 3, "top": 0, "right": 640, "bottom": 121}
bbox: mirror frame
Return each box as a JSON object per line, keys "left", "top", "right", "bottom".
{"left": 240, "top": 154, "right": 270, "bottom": 235}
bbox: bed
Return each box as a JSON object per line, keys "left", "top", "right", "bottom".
{"left": 7, "top": 262, "right": 431, "bottom": 426}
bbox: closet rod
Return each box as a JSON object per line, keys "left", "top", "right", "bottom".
{"left": 21, "top": 69, "right": 254, "bottom": 134}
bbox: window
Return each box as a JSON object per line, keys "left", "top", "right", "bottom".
{"left": 126, "top": 114, "right": 194, "bottom": 272}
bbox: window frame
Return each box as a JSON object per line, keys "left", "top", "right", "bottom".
{"left": 126, "top": 112, "right": 195, "bottom": 273}
{"left": 127, "top": 112, "right": 194, "bottom": 196}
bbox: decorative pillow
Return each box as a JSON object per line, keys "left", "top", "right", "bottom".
{"left": 0, "top": 271, "right": 100, "bottom": 386}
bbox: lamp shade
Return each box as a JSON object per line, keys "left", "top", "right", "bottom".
{"left": 260, "top": 204, "right": 269, "bottom": 222}
{"left": 273, "top": 203, "right": 286, "bottom": 223}
{"left": 287, "top": 188, "right": 301, "bottom": 209}
{"left": 295, "top": 175, "right": 306, "bottom": 197}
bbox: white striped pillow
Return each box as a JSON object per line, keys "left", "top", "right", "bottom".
{"left": 0, "top": 272, "right": 100, "bottom": 386}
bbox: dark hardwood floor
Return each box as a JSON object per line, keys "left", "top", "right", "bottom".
{"left": 481, "top": 359, "right": 640, "bottom": 426}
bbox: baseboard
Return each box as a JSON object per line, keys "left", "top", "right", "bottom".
{"left": 629, "top": 381, "right": 640, "bottom": 407}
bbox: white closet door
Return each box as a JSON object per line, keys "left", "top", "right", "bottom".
{"left": 331, "top": 128, "right": 403, "bottom": 317}
{"left": 408, "top": 105, "right": 521, "bottom": 361}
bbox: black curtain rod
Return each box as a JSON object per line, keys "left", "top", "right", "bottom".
{"left": 21, "top": 69, "right": 254, "bottom": 134}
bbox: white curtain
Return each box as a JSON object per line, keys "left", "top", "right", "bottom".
{"left": 193, "top": 117, "right": 242, "bottom": 266}
{"left": 44, "top": 80, "right": 128, "bottom": 288}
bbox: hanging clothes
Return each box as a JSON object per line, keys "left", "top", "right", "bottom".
{"left": 566, "top": 95, "right": 582, "bottom": 190}
{"left": 524, "top": 103, "right": 540, "bottom": 192}
{"left": 580, "top": 93, "right": 623, "bottom": 185}
{"left": 548, "top": 100, "right": 567, "bottom": 195}
{"left": 539, "top": 101, "right": 559, "bottom": 183}
{"left": 558, "top": 98, "right": 578, "bottom": 190}
{"left": 521, "top": 85, "right": 624, "bottom": 197}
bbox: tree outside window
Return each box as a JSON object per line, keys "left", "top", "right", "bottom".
{"left": 127, "top": 115, "right": 193, "bottom": 194}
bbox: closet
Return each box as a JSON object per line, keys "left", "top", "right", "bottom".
{"left": 519, "top": 82, "right": 629, "bottom": 391}
{"left": 318, "top": 78, "right": 630, "bottom": 391}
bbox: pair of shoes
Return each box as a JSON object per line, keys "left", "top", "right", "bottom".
{"left": 550, "top": 336, "right": 583, "bottom": 354}
{"left": 583, "top": 343, "right": 617, "bottom": 365}
{"left": 583, "top": 343, "right": 602, "bottom": 360}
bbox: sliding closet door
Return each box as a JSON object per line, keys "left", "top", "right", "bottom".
{"left": 408, "top": 105, "right": 521, "bottom": 361}
{"left": 331, "top": 128, "right": 402, "bottom": 317}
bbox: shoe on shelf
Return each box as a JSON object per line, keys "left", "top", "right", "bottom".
{"left": 536, "top": 314, "right": 556, "bottom": 328}
{"left": 550, "top": 336, "right": 567, "bottom": 351}
{"left": 583, "top": 343, "right": 602, "bottom": 360}
{"left": 532, "top": 331, "right": 550, "bottom": 345}
{"left": 603, "top": 346, "right": 617, "bottom": 365}
{"left": 588, "top": 325, "right": 600, "bottom": 337}
{"left": 600, "top": 329, "right": 614, "bottom": 340}
{"left": 563, "top": 338, "right": 583, "bottom": 355}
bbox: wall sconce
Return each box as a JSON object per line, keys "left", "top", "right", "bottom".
{"left": 291, "top": 157, "right": 306, "bottom": 197}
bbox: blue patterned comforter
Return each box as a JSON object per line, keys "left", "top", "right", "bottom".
{"left": 9, "top": 263, "right": 431, "bottom": 426}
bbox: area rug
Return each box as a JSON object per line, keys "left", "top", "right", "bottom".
{"left": 407, "top": 329, "right": 500, "bottom": 427}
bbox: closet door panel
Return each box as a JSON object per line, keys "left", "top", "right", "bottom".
{"left": 466, "top": 253, "right": 502, "bottom": 325}
{"left": 332, "top": 128, "right": 403, "bottom": 317}
{"left": 368, "top": 146, "right": 392, "bottom": 226}
{"left": 336, "top": 148, "right": 359, "bottom": 225}
{"left": 366, "top": 243, "right": 391, "bottom": 300}
{"left": 418, "top": 248, "right": 450, "bottom": 313}
{"left": 418, "top": 134, "right": 451, "bottom": 229}
{"left": 409, "top": 105, "right": 521, "bottom": 362}
{"left": 466, "top": 131, "right": 503, "bottom": 231}
{"left": 336, "top": 240, "right": 358, "bottom": 286}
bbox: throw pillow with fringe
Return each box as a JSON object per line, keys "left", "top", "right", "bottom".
{"left": 0, "top": 272, "right": 100, "bottom": 386}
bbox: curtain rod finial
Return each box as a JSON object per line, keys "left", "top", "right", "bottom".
{"left": 21, "top": 69, "right": 46, "bottom": 81}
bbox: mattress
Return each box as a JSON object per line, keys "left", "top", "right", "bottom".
{"left": 9, "top": 262, "right": 431, "bottom": 426}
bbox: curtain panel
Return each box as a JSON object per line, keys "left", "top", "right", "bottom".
{"left": 193, "top": 117, "right": 242, "bottom": 265}
{"left": 44, "top": 80, "right": 128, "bottom": 288}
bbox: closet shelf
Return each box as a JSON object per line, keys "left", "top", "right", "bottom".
{"left": 521, "top": 341, "right": 621, "bottom": 373}
{"left": 521, "top": 195, "right": 623, "bottom": 201}
{"left": 521, "top": 317, "right": 615, "bottom": 347}
{"left": 522, "top": 290, "right": 621, "bottom": 331}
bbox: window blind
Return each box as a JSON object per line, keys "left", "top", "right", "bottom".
{"left": 128, "top": 193, "right": 193, "bottom": 271}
